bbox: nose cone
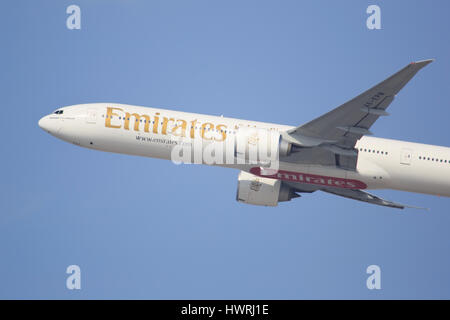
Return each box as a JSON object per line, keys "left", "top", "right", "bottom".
{"left": 38, "top": 116, "right": 50, "bottom": 132}
{"left": 38, "top": 115, "right": 60, "bottom": 134}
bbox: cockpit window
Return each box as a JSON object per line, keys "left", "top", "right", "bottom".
{"left": 54, "top": 110, "right": 64, "bottom": 114}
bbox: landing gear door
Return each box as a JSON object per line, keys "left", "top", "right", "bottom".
{"left": 400, "top": 148, "right": 412, "bottom": 165}
{"left": 86, "top": 109, "right": 97, "bottom": 124}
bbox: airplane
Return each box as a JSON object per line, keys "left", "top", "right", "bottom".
{"left": 38, "top": 59, "right": 450, "bottom": 209}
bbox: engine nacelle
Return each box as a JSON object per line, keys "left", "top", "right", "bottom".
{"left": 234, "top": 127, "right": 292, "bottom": 164}
{"left": 236, "top": 171, "right": 299, "bottom": 206}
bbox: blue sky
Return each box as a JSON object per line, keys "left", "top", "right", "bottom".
{"left": 1, "top": 0, "right": 450, "bottom": 299}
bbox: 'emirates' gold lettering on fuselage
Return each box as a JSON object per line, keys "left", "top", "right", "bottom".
{"left": 105, "top": 107, "right": 228, "bottom": 141}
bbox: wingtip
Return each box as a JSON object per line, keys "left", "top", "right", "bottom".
{"left": 411, "top": 59, "right": 435, "bottom": 66}
{"left": 403, "top": 204, "right": 429, "bottom": 210}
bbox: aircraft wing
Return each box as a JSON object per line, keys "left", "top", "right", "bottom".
{"left": 320, "top": 188, "right": 405, "bottom": 209}
{"left": 320, "top": 187, "right": 427, "bottom": 210}
{"left": 286, "top": 60, "right": 434, "bottom": 151}
{"left": 284, "top": 182, "right": 426, "bottom": 209}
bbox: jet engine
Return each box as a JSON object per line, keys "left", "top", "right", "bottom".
{"left": 236, "top": 171, "right": 300, "bottom": 206}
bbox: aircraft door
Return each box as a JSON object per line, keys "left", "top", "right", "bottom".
{"left": 86, "top": 109, "right": 97, "bottom": 124}
{"left": 400, "top": 148, "right": 412, "bottom": 165}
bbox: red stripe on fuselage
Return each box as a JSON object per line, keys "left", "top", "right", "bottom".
{"left": 249, "top": 167, "right": 367, "bottom": 189}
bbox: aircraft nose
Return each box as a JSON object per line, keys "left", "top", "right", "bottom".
{"left": 38, "top": 116, "right": 48, "bottom": 131}
{"left": 38, "top": 115, "right": 57, "bottom": 133}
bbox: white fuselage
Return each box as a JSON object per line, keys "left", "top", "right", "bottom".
{"left": 38, "top": 103, "right": 450, "bottom": 197}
